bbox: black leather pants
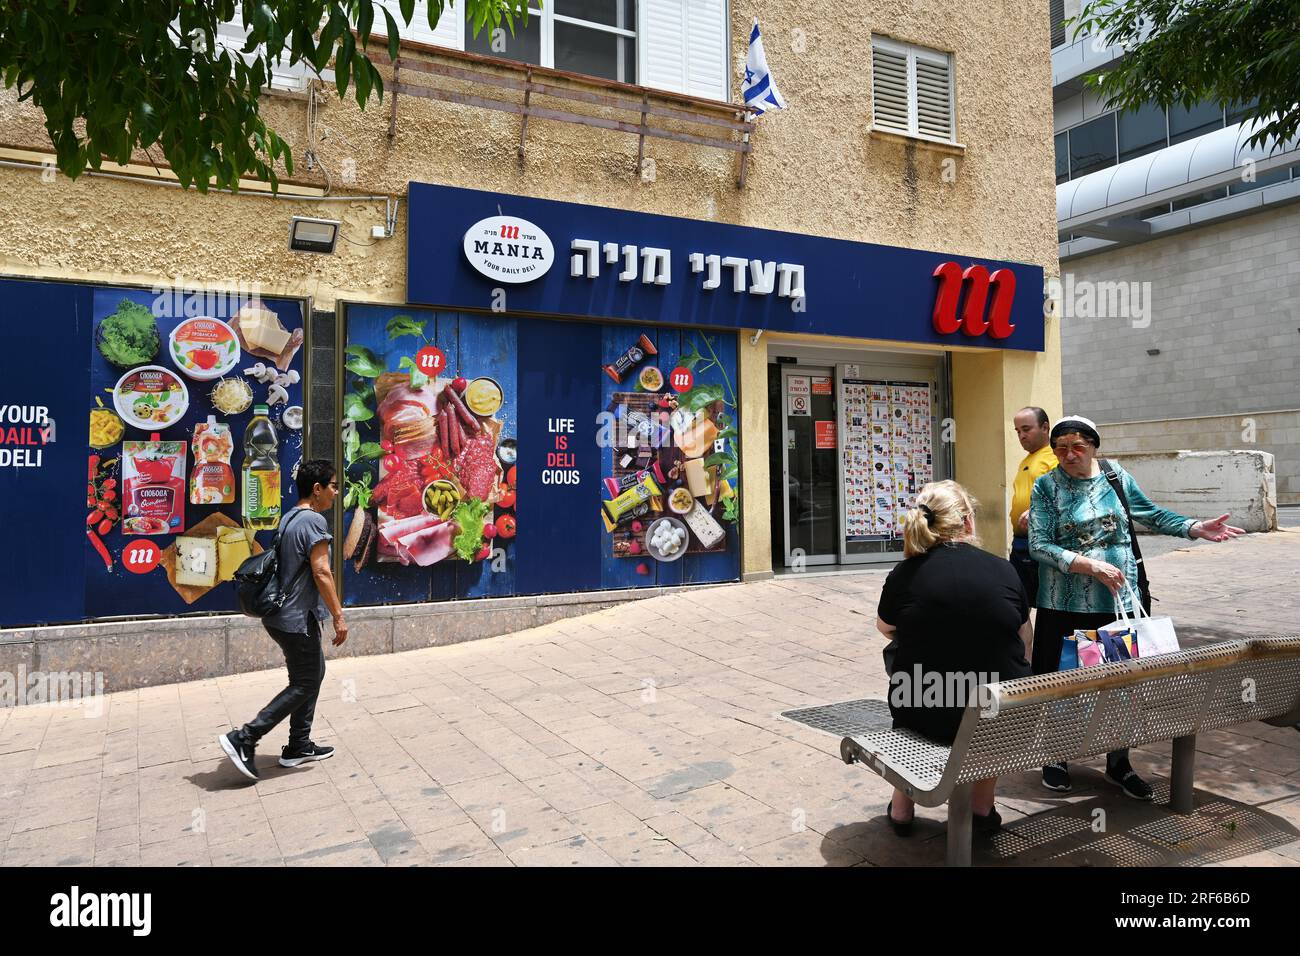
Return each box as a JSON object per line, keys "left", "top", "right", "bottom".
{"left": 239, "top": 616, "right": 324, "bottom": 750}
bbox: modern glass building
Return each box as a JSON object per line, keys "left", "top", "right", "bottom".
{"left": 1052, "top": 1, "right": 1300, "bottom": 503}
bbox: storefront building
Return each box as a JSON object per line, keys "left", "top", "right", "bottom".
{"left": 0, "top": 2, "right": 1060, "bottom": 688}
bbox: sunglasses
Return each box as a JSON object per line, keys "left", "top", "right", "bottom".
{"left": 1052, "top": 442, "right": 1093, "bottom": 456}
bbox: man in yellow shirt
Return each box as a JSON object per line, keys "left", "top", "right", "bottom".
{"left": 1009, "top": 407, "right": 1056, "bottom": 606}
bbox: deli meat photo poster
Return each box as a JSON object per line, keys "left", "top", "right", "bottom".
{"left": 339, "top": 304, "right": 740, "bottom": 608}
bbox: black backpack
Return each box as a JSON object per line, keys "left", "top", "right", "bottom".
{"left": 232, "top": 508, "right": 312, "bottom": 619}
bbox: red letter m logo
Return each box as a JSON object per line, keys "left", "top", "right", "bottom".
{"left": 931, "top": 261, "right": 1016, "bottom": 339}
{"left": 500, "top": 224, "right": 520, "bottom": 239}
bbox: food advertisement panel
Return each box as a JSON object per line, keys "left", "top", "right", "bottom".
{"left": 81, "top": 288, "right": 306, "bottom": 619}
{"left": 339, "top": 304, "right": 740, "bottom": 605}
{"left": 1, "top": 279, "right": 307, "bottom": 627}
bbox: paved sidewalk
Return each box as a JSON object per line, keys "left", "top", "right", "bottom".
{"left": 1, "top": 530, "right": 1297, "bottom": 867}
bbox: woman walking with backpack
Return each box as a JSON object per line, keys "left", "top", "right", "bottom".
{"left": 1028, "top": 416, "right": 1243, "bottom": 799}
{"left": 220, "top": 459, "right": 348, "bottom": 781}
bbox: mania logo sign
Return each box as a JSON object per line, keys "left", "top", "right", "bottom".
{"left": 462, "top": 216, "right": 554, "bottom": 284}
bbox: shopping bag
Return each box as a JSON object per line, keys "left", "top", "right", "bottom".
{"left": 1058, "top": 631, "right": 1081, "bottom": 670}
{"left": 1097, "top": 629, "right": 1133, "bottom": 662}
{"left": 1097, "top": 624, "right": 1138, "bottom": 660}
{"left": 1077, "top": 631, "right": 1107, "bottom": 667}
{"left": 1105, "top": 583, "right": 1180, "bottom": 658}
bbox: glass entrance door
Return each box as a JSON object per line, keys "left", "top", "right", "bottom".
{"left": 781, "top": 366, "right": 838, "bottom": 566}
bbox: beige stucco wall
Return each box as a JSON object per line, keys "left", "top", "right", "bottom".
{"left": 0, "top": 1, "right": 1061, "bottom": 576}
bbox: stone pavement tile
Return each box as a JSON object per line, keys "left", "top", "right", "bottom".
{"left": 201, "top": 806, "right": 274, "bottom": 848}
{"left": 13, "top": 788, "right": 99, "bottom": 833}
{"left": 448, "top": 791, "right": 582, "bottom": 855}
{"left": 408, "top": 742, "right": 506, "bottom": 787}
{"left": 140, "top": 834, "right": 210, "bottom": 867}
{"left": 3, "top": 819, "right": 97, "bottom": 866}
{"left": 416, "top": 821, "right": 500, "bottom": 864}
{"left": 1200, "top": 735, "right": 1300, "bottom": 778}
{"left": 365, "top": 821, "right": 425, "bottom": 865}
{"left": 680, "top": 834, "right": 758, "bottom": 866}
{"left": 32, "top": 737, "right": 103, "bottom": 769}
{"left": 444, "top": 771, "right": 538, "bottom": 816}
{"left": 707, "top": 810, "right": 806, "bottom": 853}
{"left": 244, "top": 763, "right": 335, "bottom": 797}
{"left": 371, "top": 704, "right": 446, "bottom": 740}
{"left": 701, "top": 720, "right": 787, "bottom": 756}
{"left": 509, "top": 834, "right": 620, "bottom": 866}
{"left": 523, "top": 770, "right": 609, "bottom": 814}
{"left": 268, "top": 808, "right": 366, "bottom": 857}
{"left": 741, "top": 829, "right": 866, "bottom": 867}
{"left": 29, "top": 755, "right": 103, "bottom": 784}
{"left": 435, "top": 849, "right": 514, "bottom": 867}
{"left": 94, "top": 844, "right": 142, "bottom": 867}
{"left": 643, "top": 811, "right": 713, "bottom": 849}
{"left": 199, "top": 779, "right": 263, "bottom": 813}
{"left": 821, "top": 818, "right": 948, "bottom": 867}
{"left": 661, "top": 782, "right": 773, "bottom": 831}
{"left": 284, "top": 839, "right": 385, "bottom": 867}
{"left": 139, "top": 806, "right": 202, "bottom": 847}
{"left": 259, "top": 781, "right": 348, "bottom": 820}
{"left": 209, "top": 837, "right": 284, "bottom": 867}
{"left": 94, "top": 824, "right": 139, "bottom": 852}
{"left": 1134, "top": 749, "right": 1300, "bottom": 805}
{"left": 564, "top": 802, "right": 699, "bottom": 867}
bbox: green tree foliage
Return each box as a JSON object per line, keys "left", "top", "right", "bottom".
{"left": 0, "top": 1, "right": 529, "bottom": 191}
{"left": 1074, "top": 0, "right": 1300, "bottom": 149}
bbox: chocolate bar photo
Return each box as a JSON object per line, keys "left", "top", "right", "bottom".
{"left": 603, "top": 333, "right": 658, "bottom": 384}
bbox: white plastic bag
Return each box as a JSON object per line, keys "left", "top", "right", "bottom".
{"left": 1104, "top": 582, "right": 1180, "bottom": 658}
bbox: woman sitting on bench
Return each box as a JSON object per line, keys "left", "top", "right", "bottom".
{"left": 876, "top": 480, "right": 1033, "bottom": 836}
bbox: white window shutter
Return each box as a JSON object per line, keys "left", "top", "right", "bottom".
{"left": 210, "top": 12, "right": 309, "bottom": 91}
{"left": 640, "top": 0, "right": 688, "bottom": 94}
{"left": 914, "top": 57, "right": 953, "bottom": 140}
{"left": 871, "top": 45, "right": 909, "bottom": 134}
{"left": 684, "top": 0, "right": 728, "bottom": 101}
{"left": 376, "top": 0, "right": 465, "bottom": 50}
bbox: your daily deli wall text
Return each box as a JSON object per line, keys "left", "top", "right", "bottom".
{"left": 340, "top": 303, "right": 740, "bottom": 606}
{"left": 0, "top": 277, "right": 306, "bottom": 628}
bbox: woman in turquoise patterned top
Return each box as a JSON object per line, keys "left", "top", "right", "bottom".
{"left": 1028, "top": 415, "right": 1244, "bottom": 799}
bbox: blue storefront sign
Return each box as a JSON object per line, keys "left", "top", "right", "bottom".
{"left": 407, "top": 182, "right": 1046, "bottom": 352}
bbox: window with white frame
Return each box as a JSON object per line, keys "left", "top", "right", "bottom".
{"left": 870, "top": 36, "right": 955, "bottom": 143}
{"left": 465, "top": 1, "right": 637, "bottom": 85}
{"left": 375, "top": 0, "right": 728, "bottom": 101}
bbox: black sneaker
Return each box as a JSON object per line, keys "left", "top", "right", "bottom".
{"left": 280, "top": 741, "right": 335, "bottom": 767}
{"left": 219, "top": 731, "right": 258, "bottom": 781}
{"left": 973, "top": 807, "right": 1003, "bottom": 834}
{"left": 1041, "top": 762, "right": 1072, "bottom": 792}
{"left": 1104, "top": 765, "right": 1154, "bottom": 801}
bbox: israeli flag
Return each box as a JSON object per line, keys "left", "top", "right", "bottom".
{"left": 741, "top": 20, "right": 786, "bottom": 115}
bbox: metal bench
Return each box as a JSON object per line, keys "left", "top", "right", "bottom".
{"left": 783, "top": 636, "right": 1300, "bottom": 866}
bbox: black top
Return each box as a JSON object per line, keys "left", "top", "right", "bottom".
{"left": 877, "top": 542, "right": 1032, "bottom": 744}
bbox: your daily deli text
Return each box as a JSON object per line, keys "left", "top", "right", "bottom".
{"left": 0, "top": 404, "right": 53, "bottom": 467}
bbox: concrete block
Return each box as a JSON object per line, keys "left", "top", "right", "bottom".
{"left": 1111, "top": 450, "right": 1278, "bottom": 532}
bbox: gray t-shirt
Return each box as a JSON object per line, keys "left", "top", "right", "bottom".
{"left": 263, "top": 507, "right": 332, "bottom": 633}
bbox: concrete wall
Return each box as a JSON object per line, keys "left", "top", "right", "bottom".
{"left": 1110, "top": 450, "right": 1278, "bottom": 533}
{"left": 1060, "top": 205, "right": 1300, "bottom": 424}
{"left": 1102, "top": 410, "right": 1300, "bottom": 504}
{"left": 1059, "top": 205, "right": 1300, "bottom": 505}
